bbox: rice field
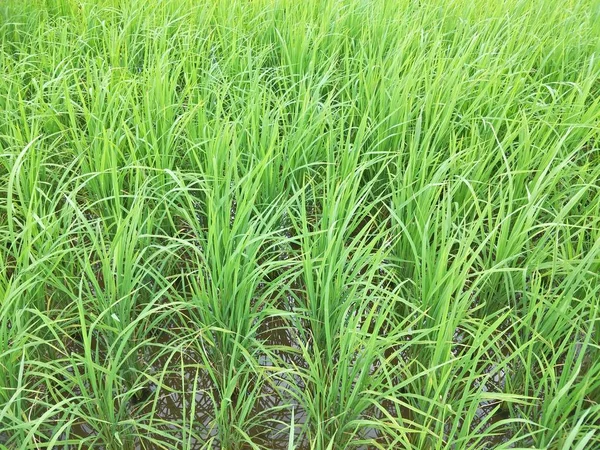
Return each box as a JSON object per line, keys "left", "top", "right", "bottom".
{"left": 1, "top": 0, "right": 600, "bottom": 448}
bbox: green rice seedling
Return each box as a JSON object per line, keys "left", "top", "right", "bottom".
{"left": 1, "top": 0, "right": 600, "bottom": 448}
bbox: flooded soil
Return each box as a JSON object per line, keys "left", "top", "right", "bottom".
{"left": 21, "top": 301, "right": 523, "bottom": 450}
{"left": 22, "top": 246, "right": 519, "bottom": 450}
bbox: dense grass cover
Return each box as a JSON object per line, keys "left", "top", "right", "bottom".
{"left": 1, "top": 0, "right": 600, "bottom": 448}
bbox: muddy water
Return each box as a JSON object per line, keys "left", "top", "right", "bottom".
{"left": 57, "top": 317, "right": 309, "bottom": 449}
{"left": 253, "top": 317, "right": 310, "bottom": 449}
{"left": 45, "top": 320, "right": 519, "bottom": 449}
{"left": 58, "top": 315, "right": 412, "bottom": 449}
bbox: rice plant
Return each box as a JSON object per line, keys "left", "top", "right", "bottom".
{"left": 1, "top": 0, "right": 599, "bottom": 448}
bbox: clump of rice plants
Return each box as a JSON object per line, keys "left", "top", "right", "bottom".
{"left": 1, "top": 0, "right": 600, "bottom": 448}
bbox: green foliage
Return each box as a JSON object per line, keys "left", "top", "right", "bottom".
{"left": 1, "top": 0, "right": 599, "bottom": 448}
